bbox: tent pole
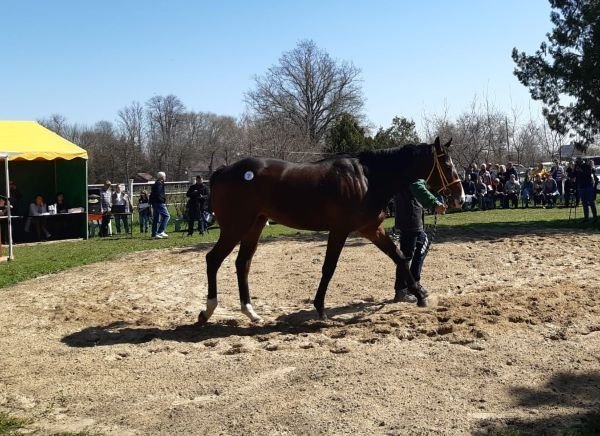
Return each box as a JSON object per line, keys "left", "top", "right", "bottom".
{"left": 5, "top": 157, "right": 14, "bottom": 260}
{"left": 85, "top": 159, "right": 89, "bottom": 240}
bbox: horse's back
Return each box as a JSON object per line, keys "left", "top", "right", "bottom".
{"left": 210, "top": 156, "right": 373, "bottom": 230}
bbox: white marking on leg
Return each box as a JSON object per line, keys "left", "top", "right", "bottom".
{"left": 241, "top": 303, "right": 262, "bottom": 322}
{"left": 201, "top": 297, "right": 218, "bottom": 321}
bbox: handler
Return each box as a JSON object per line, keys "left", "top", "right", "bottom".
{"left": 393, "top": 179, "right": 447, "bottom": 303}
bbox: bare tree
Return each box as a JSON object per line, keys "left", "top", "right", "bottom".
{"left": 146, "top": 95, "right": 185, "bottom": 174}
{"left": 540, "top": 117, "right": 567, "bottom": 160}
{"left": 117, "top": 101, "right": 145, "bottom": 180}
{"left": 245, "top": 39, "right": 363, "bottom": 145}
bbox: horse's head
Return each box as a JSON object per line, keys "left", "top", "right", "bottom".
{"left": 425, "top": 137, "right": 465, "bottom": 209}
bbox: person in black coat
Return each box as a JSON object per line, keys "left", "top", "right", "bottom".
{"left": 186, "top": 176, "right": 210, "bottom": 235}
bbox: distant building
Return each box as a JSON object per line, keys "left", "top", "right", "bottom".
{"left": 133, "top": 172, "right": 155, "bottom": 183}
{"left": 557, "top": 143, "right": 584, "bottom": 159}
{"left": 188, "top": 162, "right": 212, "bottom": 181}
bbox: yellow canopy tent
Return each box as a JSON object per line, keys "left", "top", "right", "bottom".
{"left": 0, "top": 121, "right": 88, "bottom": 161}
{"left": 0, "top": 121, "right": 89, "bottom": 259}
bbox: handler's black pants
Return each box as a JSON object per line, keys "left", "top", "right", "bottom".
{"left": 395, "top": 230, "right": 428, "bottom": 290}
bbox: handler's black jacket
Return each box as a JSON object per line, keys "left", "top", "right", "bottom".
{"left": 186, "top": 182, "right": 210, "bottom": 211}
{"left": 394, "top": 190, "right": 425, "bottom": 233}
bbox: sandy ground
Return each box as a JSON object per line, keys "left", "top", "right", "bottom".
{"left": 1, "top": 229, "right": 600, "bottom": 435}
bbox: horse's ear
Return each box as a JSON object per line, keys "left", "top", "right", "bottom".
{"left": 443, "top": 137, "right": 453, "bottom": 148}
{"left": 434, "top": 137, "right": 441, "bottom": 147}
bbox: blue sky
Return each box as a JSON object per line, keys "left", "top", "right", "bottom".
{"left": 0, "top": 0, "right": 552, "bottom": 133}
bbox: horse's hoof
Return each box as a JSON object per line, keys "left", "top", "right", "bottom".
{"left": 417, "top": 298, "right": 429, "bottom": 308}
{"left": 316, "top": 310, "right": 328, "bottom": 321}
{"left": 197, "top": 312, "right": 209, "bottom": 325}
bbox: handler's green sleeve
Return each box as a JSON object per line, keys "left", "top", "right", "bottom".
{"left": 409, "top": 179, "right": 442, "bottom": 209}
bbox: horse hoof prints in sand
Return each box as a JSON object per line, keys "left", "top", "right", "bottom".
{"left": 199, "top": 137, "right": 464, "bottom": 324}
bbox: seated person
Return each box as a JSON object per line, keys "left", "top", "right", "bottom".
{"left": 25, "top": 194, "right": 51, "bottom": 241}
{"left": 492, "top": 178, "right": 506, "bottom": 209}
{"left": 475, "top": 176, "right": 488, "bottom": 210}
{"left": 503, "top": 174, "right": 521, "bottom": 208}
{"left": 533, "top": 174, "right": 545, "bottom": 207}
{"left": 462, "top": 173, "right": 477, "bottom": 210}
{"left": 542, "top": 175, "right": 559, "bottom": 207}
{"left": 0, "top": 197, "right": 8, "bottom": 216}
{"left": 531, "top": 163, "right": 549, "bottom": 181}
{"left": 53, "top": 192, "right": 69, "bottom": 214}
{"left": 520, "top": 175, "right": 534, "bottom": 208}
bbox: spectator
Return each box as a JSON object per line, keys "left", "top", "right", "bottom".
{"left": 489, "top": 164, "right": 499, "bottom": 181}
{"left": 591, "top": 160, "right": 599, "bottom": 199}
{"left": 506, "top": 162, "right": 518, "bottom": 181}
{"left": 111, "top": 184, "right": 131, "bottom": 234}
{"left": 563, "top": 175, "right": 577, "bottom": 208}
{"left": 551, "top": 159, "right": 564, "bottom": 200}
{"left": 479, "top": 164, "right": 492, "bottom": 186}
{"left": 531, "top": 163, "right": 549, "bottom": 181}
{"left": 542, "top": 175, "right": 559, "bottom": 208}
{"left": 469, "top": 164, "right": 479, "bottom": 182}
{"left": 533, "top": 174, "right": 545, "bottom": 207}
{"left": 138, "top": 190, "right": 151, "bottom": 234}
{"left": 565, "top": 161, "right": 575, "bottom": 180}
{"left": 574, "top": 157, "right": 597, "bottom": 222}
{"left": 461, "top": 172, "right": 477, "bottom": 210}
{"left": 504, "top": 174, "right": 521, "bottom": 208}
{"left": 150, "top": 171, "right": 170, "bottom": 239}
{"left": 520, "top": 175, "right": 534, "bottom": 208}
{"left": 186, "top": 175, "right": 210, "bottom": 235}
{"left": 497, "top": 165, "right": 507, "bottom": 184}
{"left": 475, "top": 176, "right": 489, "bottom": 210}
{"left": 492, "top": 178, "right": 505, "bottom": 209}
{"left": 100, "top": 180, "right": 112, "bottom": 237}
{"left": 8, "top": 180, "right": 22, "bottom": 216}
{"left": 53, "top": 192, "right": 69, "bottom": 214}
{"left": 25, "top": 194, "right": 51, "bottom": 241}
{"left": 0, "top": 197, "right": 8, "bottom": 216}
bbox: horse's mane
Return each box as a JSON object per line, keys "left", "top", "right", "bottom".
{"left": 356, "top": 143, "right": 431, "bottom": 172}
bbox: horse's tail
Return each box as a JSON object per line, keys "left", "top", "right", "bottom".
{"left": 208, "top": 165, "right": 227, "bottom": 212}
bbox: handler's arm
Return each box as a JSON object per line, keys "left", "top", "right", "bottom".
{"left": 409, "top": 179, "right": 443, "bottom": 209}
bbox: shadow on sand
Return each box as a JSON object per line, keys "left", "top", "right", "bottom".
{"left": 61, "top": 300, "right": 389, "bottom": 348}
{"left": 475, "top": 371, "right": 600, "bottom": 435}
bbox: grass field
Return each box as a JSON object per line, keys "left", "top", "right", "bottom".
{"left": 0, "top": 205, "right": 597, "bottom": 289}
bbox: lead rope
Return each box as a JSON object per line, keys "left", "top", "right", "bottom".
{"left": 422, "top": 209, "right": 439, "bottom": 257}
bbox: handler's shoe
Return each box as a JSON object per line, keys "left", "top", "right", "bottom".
{"left": 159, "top": 232, "right": 169, "bottom": 238}
{"left": 394, "top": 288, "right": 418, "bottom": 304}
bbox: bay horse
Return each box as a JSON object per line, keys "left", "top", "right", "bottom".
{"left": 199, "top": 137, "right": 464, "bottom": 324}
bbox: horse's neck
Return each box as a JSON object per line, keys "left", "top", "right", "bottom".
{"left": 361, "top": 151, "right": 424, "bottom": 201}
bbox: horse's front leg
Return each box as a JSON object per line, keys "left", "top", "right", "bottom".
{"left": 361, "top": 225, "right": 428, "bottom": 307}
{"left": 313, "top": 231, "right": 348, "bottom": 320}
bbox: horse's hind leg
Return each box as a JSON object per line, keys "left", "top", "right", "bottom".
{"left": 236, "top": 216, "right": 268, "bottom": 322}
{"left": 360, "top": 225, "right": 428, "bottom": 307}
{"left": 199, "top": 231, "right": 239, "bottom": 324}
{"left": 313, "top": 231, "right": 348, "bottom": 320}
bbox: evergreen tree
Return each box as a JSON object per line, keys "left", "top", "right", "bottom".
{"left": 373, "top": 116, "right": 420, "bottom": 149}
{"left": 324, "top": 113, "right": 368, "bottom": 153}
{"left": 512, "top": 0, "right": 600, "bottom": 147}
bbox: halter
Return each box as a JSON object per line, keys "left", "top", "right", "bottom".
{"left": 425, "top": 146, "right": 462, "bottom": 195}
